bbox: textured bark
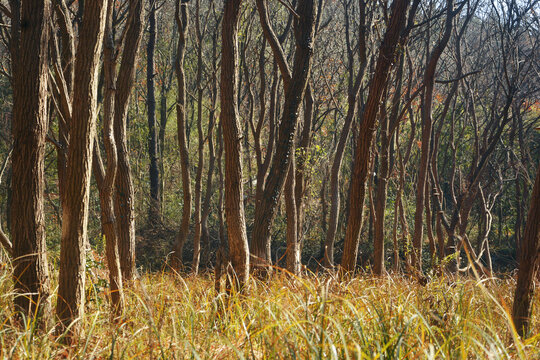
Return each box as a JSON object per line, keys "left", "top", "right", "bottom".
{"left": 52, "top": 0, "right": 75, "bottom": 206}
{"left": 512, "top": 165, "right": 540, "bottom": 337}
{"left": 252, "top": 0, "right": 317, "bottom": 274}
{"left": 56, "top": 0, "right": 108, "bottom": 334}
{"left": 114, "top": 0, "right": 144, "bottom": 281}
{"left": 172, "top": 1, "right": 191, "bottom": 269}
{"left": 220, "top": 0, "right": 250, "bottom": 286}
{"left": 285, "top": 156, "right": 300, "bottom": 275}
{"left": 91, "top": 1, "right": 125, "bottom": 319}
{"left": 341, "top": 0, "right": 411, "bottom": 273}
{"left": 147, "top": 1, "right": 161, "bottom": 226}
{"left": 10, "top": 0, "right": 51, "bottom": 318}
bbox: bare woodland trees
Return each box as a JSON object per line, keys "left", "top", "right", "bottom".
{"left": 251, "top": 0, "right": 317, "bottom": 274}
{"left": 0, "top": 0, "right": 539, "bottom": 343}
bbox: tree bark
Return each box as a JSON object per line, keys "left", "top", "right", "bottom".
{"left": 56, "top": 0, "right": 108, "bottom": 334}
{"left": 10, "top": 0, "right": 51, "bottom": 318}
{"left": 91, "top": 0, "right": 127, "bottom": 319}
{"left": 341, "top": 0, "right": 411, "bottom": 273}
{"left": 411, "top": 0, "right": 455, "bottom": 270}
{"left": 285, "top": 155, "right": 300, "bottom": 274}
{"left": 147, "top": 1, "right": 161, "bottom": 226}
{"left": 220, "top": 0, "right": 250, "bottom": 286}
{"left": 252, "top": 0, "right": 317, "bottom": 275}
{"left": 512, "top": 164, "right": 540, "bottom": 337}
{"left": 114, "top": 0, "right": 144, "bottom": 281}
{"left": 172, "top": 1, "right": 192, "bottom": 269}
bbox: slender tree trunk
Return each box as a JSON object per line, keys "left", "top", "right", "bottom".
{"left": 10, "top": 0, "right": 51, "bottom": 318}
{"left": 295, "top": 86, "right": 314, "bottom": 251}
{"left": 52, "top": 0, "right": 74, "bottom": 207}
{"left": 411, "top": 0, "right": 455, "bottom": 270}
{"left": 91, "top": 1, "right": 126, "bottom": 318}
{"left": 56, "top": 0, "right": 108, "bottom": 334}
{"left": 512, "top": 165, "right": 540, "bottom": 337}
{"left": 147, "top": 1, "right": 161, "bottom": 226}
{"left": 114, "top": 0, "right": 144, "bottom": 281}
{"left": 172, "top": 1, "right": 192, "bottom": 269}
{"left": 192, "top": 0, "right": 206, "bottom": 273}
{"left": 341, "top": 0, "right": 411, "bottom": 273}
{"left": 285, "top": 155, "right": 300, "bottom": 274}
{"left": 220, "top": 0, "right": 250, "bottom": 286}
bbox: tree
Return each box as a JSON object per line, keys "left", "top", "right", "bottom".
{"left": 341, "top": 0, "right": 416, "bottom": 272}
{"left": 251, "top": 0, "right": 317, "bottom": 275}
{"left": 324, "top": 0, "right": 368, "bottom": 268}
{"left": 56, "top": 0, "right": 108, "bottom": 334}
{"left": 147, "top": 0, "right": 161, "bottom": 226}
{"left": 411, "top": 0, "right": 460, "bottom": 270}
{"left": 9, "top": 0, "right": 51, "bottom": 318}
{"left": 113, "top": 0, "right": 144, "bottom": 281}
{"left": 220, "top": 0, "right": 250, "bottom": 286}
{"left": 172, "top": 0, "right": 192, "bottom": 268}
{"left": 512, "top": 164, "right": 540, "bottom": 337}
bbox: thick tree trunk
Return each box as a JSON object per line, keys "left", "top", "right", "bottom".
{"left": 10, "top": 0, "right": 51, "bottom": 318}
{"left": 172, "top": 2, "right": 192, "bottom": 269}
{"left": 147, "top": 2, "right": 161, "bottom": 226}
{"left": 114, "top": 0, "right": 144, "bottom": 281}
{"left": 56, "top": 0, "right": 108, "bottom": 334}
{"left": 512, "top": 165, "right": 540, "bottom": 337}
{"left": 220, "top": 0, "right": 250, "bottom": 286}
{"left": 341, "top": 0, "right": 411, "bottom": 273}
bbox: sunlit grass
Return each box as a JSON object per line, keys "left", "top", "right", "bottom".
{"left": 0, "top": 255, "right": 539, "bottom": 359}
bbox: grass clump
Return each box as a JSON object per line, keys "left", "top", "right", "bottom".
{"left": 0, "top": 259, "right": 539, "bottom": 359}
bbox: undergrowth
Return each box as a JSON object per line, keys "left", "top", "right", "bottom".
{"left": 0, "top": 256, "right": 539, "bottom": 359}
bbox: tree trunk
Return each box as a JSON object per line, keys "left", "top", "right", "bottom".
{"left": 91, "top": 1, "right": 126, "bottom": 319}
{"left": 56, "top": 0, "right": 108, "bottom": 334}
{"left": 114, "top": 0, "right": 144, "bottom": 281}
{"left": 172, "top": 1, "right": 192, "bottom": 269}
{"left": 10, "top": 0, "right": 51, "bottom": 318}
{"left": 252, "top": 0, "right": 317, "bottom": 275}
{"left": 411, "top": 0, "right": 454, "bottom": 270}
{"left": 341, "top": 0, "right": 411, "bottom": 273}
{"left": 220, "top": 0, "right": 250, "bottom": 286}
{"left": 285, "top": 155, "right": 300, "bottom": 275}
{"left": 512, "top": 165, "right": 540, "bottom": 337}
{"left": 147, "top": 1, "right": 161, "bottom": 226}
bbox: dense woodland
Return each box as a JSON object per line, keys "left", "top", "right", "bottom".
{"left": 0, "top": 0, "right": 539, "bottom": 357}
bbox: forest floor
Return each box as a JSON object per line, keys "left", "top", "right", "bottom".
{"left": 0, "top": 256, "right": 539, "bottom": 359}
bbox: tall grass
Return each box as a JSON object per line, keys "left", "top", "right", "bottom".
{"left": 0, "top": 256, "right": 539, "bottom": 359}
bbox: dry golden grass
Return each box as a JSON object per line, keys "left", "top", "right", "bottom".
{"left": 1, "top": 256, "right": 539, "bottom": 359}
